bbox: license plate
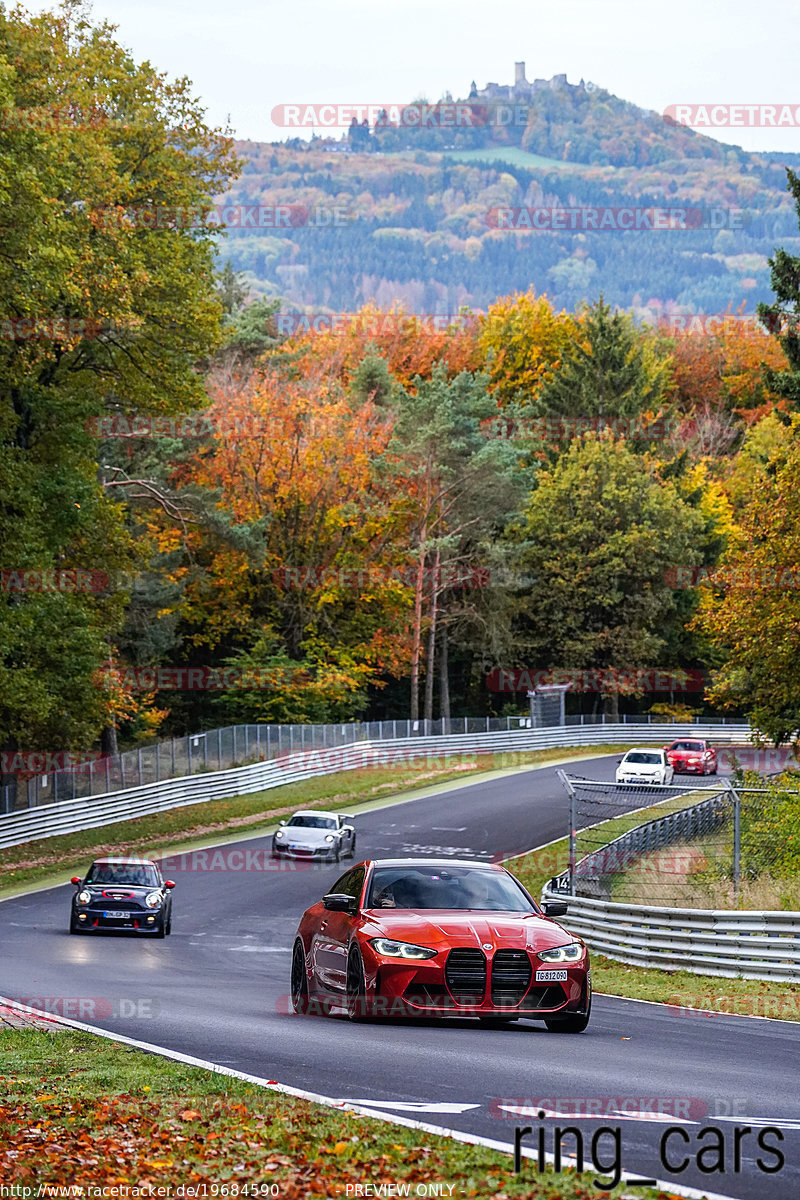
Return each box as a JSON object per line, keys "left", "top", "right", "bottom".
{"left": 535, "top": 968, "right": 568, "bottom": 982}
{"left": 104, "top": 910, "right": 130, "bottom": 919}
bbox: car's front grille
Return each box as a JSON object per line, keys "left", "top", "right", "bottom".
{"left": 445, "top": 948, "right": 486, "bottom": 1002}
{"left": 520, "top": 985, "right": 566, "bottom": 1010}
{"left": 490, "top": 949, "right": 532, "bottom": 1006}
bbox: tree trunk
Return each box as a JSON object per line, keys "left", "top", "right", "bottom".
{"left": 101, "top": 724, "right": 119, "bottom": 757}
{"left": 424, "top": 549, "right": 441, "bottom": 722}
{"left": 409, "top": 541, "right": 427, "bottom": 722}
{"left": 439, "top": 622, "right": 450, "bottom": 722}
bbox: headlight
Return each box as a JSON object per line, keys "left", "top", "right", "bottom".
{"left": 145, "top": 891, "right": 162, "bottom": 908}
{"left": 537, "top": 942, "right": 584, "bottom": 963}
{"left": 324, "top": 834, "right": 335, "bottom": 843}
{"left": 77, "top": 890, "right": 91, "bottom": 905}
{"left": 369, "top": 938, "right": 437, "bottom": 960}
{"left": 274, "top": 830, "right": 284, "bottom": 839}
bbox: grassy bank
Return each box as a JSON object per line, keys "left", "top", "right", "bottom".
{"left": 0, "top": 1027, "right": 670, "bottom": 1199}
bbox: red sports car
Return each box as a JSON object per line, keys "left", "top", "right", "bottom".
{"left": 664, "top": 739, "right": 718, "bottom": 775}
{"left": 290, "top": 858, "right": 591, "bottom": 1032}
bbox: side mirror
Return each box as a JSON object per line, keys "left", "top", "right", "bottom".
{"left": 164, "top": 880, "right": 176, "bottom": 889}
{"left": 543, "top": 900, "right": 568, "bottom": 917}
{"left": 323, "top": 893, "right": 357, "bottom": 913}
{"left": 279, "top": 819, "right": 287, "bottom": 826}
{"left": 70, "top": 876, "right": 82, "bottom": 885}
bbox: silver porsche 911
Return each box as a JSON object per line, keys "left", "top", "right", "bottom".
{"left": 272, "top": 810, "right": 356, "bottom": 862}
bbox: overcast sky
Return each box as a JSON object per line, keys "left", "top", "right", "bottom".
{"left": 23, "top": 0, "right": 800, "bottom": 154}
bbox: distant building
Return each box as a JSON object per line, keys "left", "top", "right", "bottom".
{"left": 471, "top": 62, "right": 577, "bottom": 102}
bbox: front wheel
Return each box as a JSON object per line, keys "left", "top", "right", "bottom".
{"left": 348, "top": 834, "right": 356, "bottom": 858}
{"left": 69, "top": 915, "right": 82, "bottom": 934}
{"left": 346, "top": 944, "right": 368, "bottom": 1021}
{"left": 544, "top": 993, "right": 591, "bottom": 1033}
{"left": 291, "top": 940, "right": 310, "bottom": 1013}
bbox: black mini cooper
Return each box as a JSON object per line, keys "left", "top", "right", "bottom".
{"left": 69, "top": 856, "right": 175, "bottom": 936}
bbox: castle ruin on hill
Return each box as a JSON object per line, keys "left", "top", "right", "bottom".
{"left": 468, "top": 62, "right": 583, "bottom": 102}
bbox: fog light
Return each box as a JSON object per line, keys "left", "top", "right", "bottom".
{"left": 146, "top": 915, "right": 155, "bottom": 922}
{"left": 78, "top": 913, "right": 87, "bottom": 921}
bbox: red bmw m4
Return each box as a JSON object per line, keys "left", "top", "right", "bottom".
{"left": 290, "top": 858, "right": 591, "bottom": 1031}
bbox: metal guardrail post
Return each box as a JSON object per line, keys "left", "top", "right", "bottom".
{"left": 733, "top": 784, "right": 741, "bottom": 905}
{"left": 557, "top": 769, "right": 577, "bottom": 896}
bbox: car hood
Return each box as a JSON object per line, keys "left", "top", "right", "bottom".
{"left": 279, "top": 827, "right": 336, "bottom": 846}
{"left": 362, "top": 910, "right": 576, "bottom": 954}
{"left": 80, "top": 884, "right": 157, "bottom": 899}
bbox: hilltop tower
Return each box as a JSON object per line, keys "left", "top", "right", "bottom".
{"left": 514, "top": 61, "right": 527, "bottom": 87}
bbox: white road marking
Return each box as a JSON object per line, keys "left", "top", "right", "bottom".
{"left": 431, "top": 827, "right": 467, "bottom": 832}
{"left": 714, "top": 1116, "right": 800, "bottom": 1130}
{"left": 343, "top": 1100, "right": 481, "bottom": 1114}
{"left": 229, "top": 946, "right": 290, "bottom": 953}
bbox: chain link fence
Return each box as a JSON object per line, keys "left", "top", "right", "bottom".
{"left": 0, "top": 712, "right": 748, "bottom": 816}
{"left": 554, "top": 770, "right": 800, "bottom": 909}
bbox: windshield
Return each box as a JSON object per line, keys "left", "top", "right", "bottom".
{"left": 367, "top": 866, "right": 535, "bottom": 912}
{"left": 87, "top": 862, "right": 159, "bottom": 887}
{"left": 671, "top": 742, "right": 704, "bottom": 751}
{"left": 288, "top": 815, "right": 337, "bottom": 829}
{"left": 625, "top": 752, "right": 662, "bottom": 764}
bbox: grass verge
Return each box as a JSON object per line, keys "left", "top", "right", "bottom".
{"left": 0, "top": 1027, "right": 674, "bottom": 1198}
{"left": 0, "top": 745, "right": 632, "bottom": 897}
{"left": 508, "top": 834, "right": 800, "bottom": 1021}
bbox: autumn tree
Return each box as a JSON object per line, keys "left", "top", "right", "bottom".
{"left": 696, "top": 416, "right": 800, "bottom": 743}
{"left": 506, "top": 434, "right": 708, "bottom": 719}
{"left": 759, "top": 167, "right": 800, "bottom": 408}
{"left": 478, "top": 289, "right": 576, "bottom": 407}
{"left": 0, "top": 2, "right": 238, "bottom": 757}
{"left": 388, "top": 367, "right": 531, "bottom": 721}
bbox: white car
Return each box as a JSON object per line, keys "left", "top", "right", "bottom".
{"left": 272, "top": 810, "right": 356, "bottom": 861}
{"left": 615, "top": 749, "right": 675, "bottom": 786}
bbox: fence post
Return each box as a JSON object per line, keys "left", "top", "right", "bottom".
{"left": 188, "top": 737, "right": 193, "bottom": 775}
{"left": 568, "top": 784, "right": 577, "bottom": 896}
{"left": 218, "top": 728, "right": 222, "bottom": 769}
{"left": 732, "top": 785, "right": 741, "bottom": 905}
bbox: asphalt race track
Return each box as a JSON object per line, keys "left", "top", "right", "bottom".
{"left": 3, "top": 753, "right": 799, "bottom": 1199}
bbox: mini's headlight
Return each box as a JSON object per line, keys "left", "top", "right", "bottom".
{"left": 325, "top": 834, "right": 335, "bottom": 843}
{"left": 537, "top": 942, "right": 584, "bottom": 963}
{"left": 77, "top": 890, "right": 91, "bottom": 905}
{"left": 274, "top": 830, "right": 284, "bottom": 839}
{"left": 145, "top": 891, "right": 162, "bottom": 908}
{"left": 369, "top": 938, "right": 437, "bottom": 960}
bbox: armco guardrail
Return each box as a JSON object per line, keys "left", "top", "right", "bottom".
{"left": 539, "top": 889, "right": 800, "bottom": 981}
{"left": 0, "top": 721, "right": 750, "bottom": 850}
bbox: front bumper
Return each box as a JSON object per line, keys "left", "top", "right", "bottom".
{"left": 272, "top": 843, "right": 338, "bottom": 859}
{"left": 73, "top": 905, "right": 164, "bottom": 932}
{"left": 361, "top": 946, "right": 589, "bottom": 1020}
